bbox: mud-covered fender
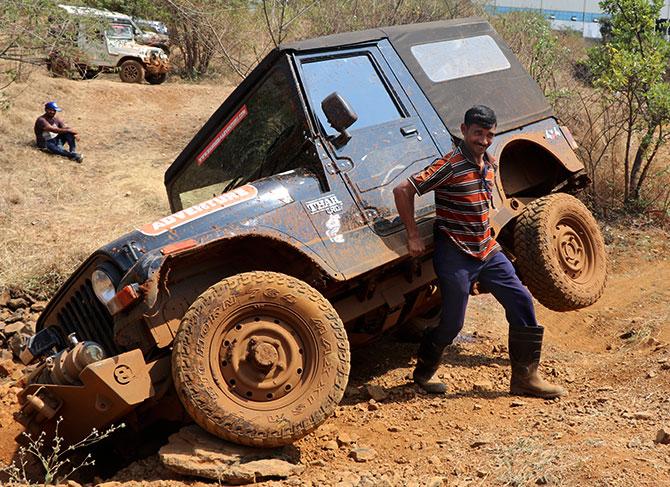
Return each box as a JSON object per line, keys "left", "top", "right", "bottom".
{"left": 488, "top": 124, "right": 585, "bottom": 233}
{"left": 494, "top": 130, "right": 584, "bottom": 173}
{"left": 130, "top": 223, "right": 342, "bottom": 311}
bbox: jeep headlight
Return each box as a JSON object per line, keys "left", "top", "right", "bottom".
{"left": 91, "top": 269, "right": 116, "bottom": 304}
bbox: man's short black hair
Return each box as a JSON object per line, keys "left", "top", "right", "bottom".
{"left": 464, "top": 105, "right": 497, "bottom": 129}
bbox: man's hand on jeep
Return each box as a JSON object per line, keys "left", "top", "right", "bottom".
{"left": 407, "top": 234, "right": 425, "bottom": 256}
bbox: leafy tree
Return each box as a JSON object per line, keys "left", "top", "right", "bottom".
{"left": 491, "top": 12, "right": 569, "bottom": 100}
{"left": 0, "top": 0, "right": 67, "bottom": 108}
{"left": 587, "top": 0, "right": 670, "bottom": 208}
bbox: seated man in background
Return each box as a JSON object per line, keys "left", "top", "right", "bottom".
{"left": 34, "top": 101, "right": 83, "bottom": 163}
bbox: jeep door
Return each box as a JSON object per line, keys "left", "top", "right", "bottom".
{"left": 75, "top": 20, "right": 109, "bottom": 66}
{"left": 296, "top": 43, "right": 441, "bottom": 236}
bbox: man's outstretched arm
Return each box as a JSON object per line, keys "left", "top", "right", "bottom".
{"left": 393, "top": 179, "right": 425, "bottom": 257}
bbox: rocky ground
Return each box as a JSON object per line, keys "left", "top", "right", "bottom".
{"left": 0, "top": 221, "right": 669, "bottom": 487}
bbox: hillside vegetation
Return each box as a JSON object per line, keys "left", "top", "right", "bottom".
{"left": 0, "top": 71, "right": 232, "bottom": 294}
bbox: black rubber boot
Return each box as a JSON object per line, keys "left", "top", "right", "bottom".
{"left": 508, "top": 325, "right": 567, "bottom": 399}
{"left": 412, "top": 339, "right": 447, "bottom": 394}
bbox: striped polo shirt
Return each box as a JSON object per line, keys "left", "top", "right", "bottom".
{"left": 408, "top": 143, "right": 500, "bottom": 260}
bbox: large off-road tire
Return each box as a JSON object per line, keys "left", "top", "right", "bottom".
{"left": 119, "top": 60, "right": 145, "bottom": 83}
{"left": 172, "top": 271, "right": 351, "bottom": 447}
{"left": 514, "top": 193, "right": 607, "bottom": 311}
{"left": 146, "top": 72, "right": 167, "bottom": 85}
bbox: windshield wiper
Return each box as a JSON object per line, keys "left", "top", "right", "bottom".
{"left": 222, "top": 176, "right": 244, "bottom": 194}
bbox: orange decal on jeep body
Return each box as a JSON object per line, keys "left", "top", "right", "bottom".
{"left": 139, "top": 185, "right": 258, "bottom": 236}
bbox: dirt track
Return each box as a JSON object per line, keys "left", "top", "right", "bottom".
{"left": 0, "top": 225, "right": 668, "bottom": 486}
{"left": 1, "top": 71, "right": 669, "bottom": 486}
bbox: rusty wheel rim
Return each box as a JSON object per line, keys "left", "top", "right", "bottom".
{"left": 210, "top": 306, "right": 314, "bottom": 410}
{"left": 123, "top": 65, "right": 140, "bottom": 82}
{"left": 553, "top": 216, "right": 595, "bottom": 284}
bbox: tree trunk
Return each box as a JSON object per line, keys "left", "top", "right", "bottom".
{"left": 629, "top": 124, "right": 655, "bottom": 195}
{"left": 631, "top": 127, "right": 665, "bottom": 201}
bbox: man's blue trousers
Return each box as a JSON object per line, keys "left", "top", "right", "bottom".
{"left": 425, "top": 231, "right": 539, "bottom": 348}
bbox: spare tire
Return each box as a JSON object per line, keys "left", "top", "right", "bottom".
{"left": 514, "top": 193, "right": 607, "bottom": 311}
{"left": 172, "top": 271, "right": 350, "bottom": 447}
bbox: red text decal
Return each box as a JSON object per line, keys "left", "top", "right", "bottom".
{"left": 196, "top": 105, "right": 248, "bottom": 166}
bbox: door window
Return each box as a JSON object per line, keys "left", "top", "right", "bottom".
{"left": 411, "top": 35, "right": 510, "bottom": 83}
{"left": 301, "top": 55, "right": 403, "bottom": 136}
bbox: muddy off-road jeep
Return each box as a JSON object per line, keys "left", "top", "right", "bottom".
{"left": 49, "top": 5, "right": 170, "bottom": 84}
{"left": 17, "top": 18, "right": 606, "bottom": 447}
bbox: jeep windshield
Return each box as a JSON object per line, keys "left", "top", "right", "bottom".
{"left": 106, "top": 23, "right": 133, "bottom": 40}
{"left": 168, "top": 59, "right": 307, "bottom": 210}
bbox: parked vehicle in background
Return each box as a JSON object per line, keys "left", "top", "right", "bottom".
{"left": 134, "top": 18, "right": 169, "bottom": 36}
{"left": 49, "top": 4, "right": 170, "bottom": 84}
{"left": 18, "top": 18, "right": 606, "bottom": 449}
{"left": 132, "top": 18, "right": 170, "bottom": 54}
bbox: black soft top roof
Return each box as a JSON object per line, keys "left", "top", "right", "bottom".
{"left": 282, "top": 17, "right": 552, "bottom": 135}
{"left": 166, "top": 18, "right": 551, "bottom": 185}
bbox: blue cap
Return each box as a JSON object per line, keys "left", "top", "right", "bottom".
{"left": 45, "top": 101, "right": 62, "bottom": 112}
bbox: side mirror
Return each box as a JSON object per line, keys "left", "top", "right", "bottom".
{"left": 321, "top": 92, "right": 358, "bottom": 146}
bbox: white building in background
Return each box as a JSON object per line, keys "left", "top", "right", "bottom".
{"left": 483, "top": 0, "right": 670, "bottom": 39}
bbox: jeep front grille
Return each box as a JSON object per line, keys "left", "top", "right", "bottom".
{"left": 56, "top": 280, "right": 120, "bottom": 356}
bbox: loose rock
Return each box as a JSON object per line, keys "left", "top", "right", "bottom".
{"left": 473, "top": 380, "right": 493, "bottom": 392}
{"left": 427, "top": 455, "right": 442, "bottom": 466}
{"left": 3, "top": 321, "right": 26, "bottom": 335}
{"left": 656, "top": 428, "right": 670, "bottom": 445}
{"left": 349, "top": 447, "right": 377, "bottom": 462}
{"left": 337, "top": 433, "right": 354, "bottom": 447}
{"left": 323, "top": 440, "right": 339, "bottom": 450}
{"left": 159, "top": 425, "right": 303, "bottom": 484}
{"left": 6, "top": 298, "right": 29, "bottom": 311}
{"left": 366, "top": 384, "right": 388, "bottom": 402}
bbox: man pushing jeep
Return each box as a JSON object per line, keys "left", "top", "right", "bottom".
{"left": 393, "top": 105, "right": 566, "bottom": 398}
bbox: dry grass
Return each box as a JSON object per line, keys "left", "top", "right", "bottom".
{"left": 0, "top": 69, "right": 232, "bottom": 296}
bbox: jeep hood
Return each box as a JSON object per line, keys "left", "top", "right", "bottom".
{"left": 103, "top": 178, "right": 296, "bottom": 267}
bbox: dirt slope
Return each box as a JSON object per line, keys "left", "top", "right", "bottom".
{"left": 2, "top": 228, "right": 665, "bottom": 486}
{"left": 0, "top": 70, "right": 232, "bottom": 292}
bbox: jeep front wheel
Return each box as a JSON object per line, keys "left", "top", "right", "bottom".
{"left": 119, "top": 60, "right": 145, "bottom": 83}
{"left": 146, "top": 72, "right": 167, "bottom": 85}
{"left": 514, "top": 193, "right": 607, "bottom": 311}
{"left": 172, "top": 271, "right": 350, "bottom": 447}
